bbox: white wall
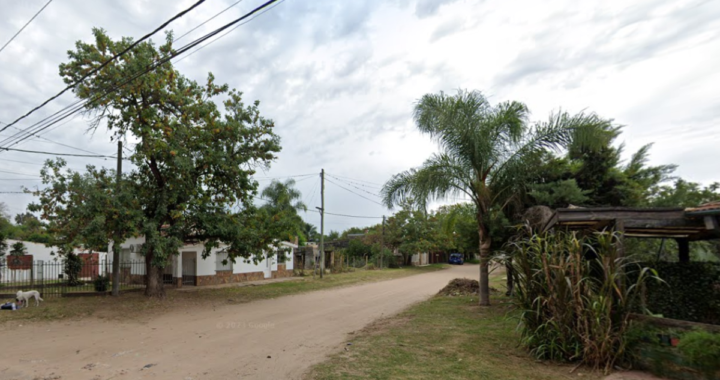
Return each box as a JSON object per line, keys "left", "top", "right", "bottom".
{"left": 2, "top": 239, "right": 109, "bottom": 283}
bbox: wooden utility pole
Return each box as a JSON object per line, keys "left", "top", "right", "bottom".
{"left": 319, "top": 169, "right": 325, "bottom": 279}
{"left": 381, "top": 215, "right": 386, "bottom": 269}
{"left": 111, "top": 140, "right": 122, "bottom": 296}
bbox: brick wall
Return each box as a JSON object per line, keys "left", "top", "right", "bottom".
{"left": 272, "top": 264, "right": 293, "bottom": 279}
{"left": 195, "top": 271, "right": 266, "bottom": 286}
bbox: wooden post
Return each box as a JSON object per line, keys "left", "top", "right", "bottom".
{"left": 319, "top": 169, "right": 325, "bottom": 279}
{"left": 615, "top": 219, "right": 625, "bottom": 257}
{"left": 677, "top": 238, "right": 690, "bottom": 263}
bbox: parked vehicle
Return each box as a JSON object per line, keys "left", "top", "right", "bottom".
{"left": 448, "top": 253, "right": 464, "bottom": 265}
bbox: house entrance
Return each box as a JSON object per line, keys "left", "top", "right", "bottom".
{"left": 181, "top": 251, "right": 197, "bottom": 286}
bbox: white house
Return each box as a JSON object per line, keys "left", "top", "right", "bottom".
{"left": 111, "top": 237, "right": 296, "bottom": 287}
{"left": 1, "top": 239, "right": 108, "bottom": 283}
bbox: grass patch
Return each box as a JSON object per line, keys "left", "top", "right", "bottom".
{"left": 0, "top": 265, "right": 446, "bottom": 325}
{"left": 306, "top": 272, "right": 603, "bottom": 380}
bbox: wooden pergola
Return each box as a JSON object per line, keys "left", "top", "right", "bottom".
{"left": 542, "top": 203, "right": 720, "bottom": 262}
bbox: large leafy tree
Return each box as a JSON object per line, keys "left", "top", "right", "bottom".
{"left": 382, "top": 90, "right": 607, "bottom": 305}
{"left": 58, "top": 29, "right": 281, "bottom": 297}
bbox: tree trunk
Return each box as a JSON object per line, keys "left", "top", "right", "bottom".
{"left": 144, "top": 248, "right": 165, "bottom": 298}
{"left": 477, "top": 219, "right": 492, "bottom": 306}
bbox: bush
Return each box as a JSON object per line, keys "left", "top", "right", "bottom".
{"left": 631, "top": 262, "right": 720, "bottom": 325}
{"left": 677, "top": 330, "right": 720, "bottom": 375}
{"left": 466, "top": 258, "right": 480, "bottom": 264}
{"left": 94, "top": 275, "right": 110, "bottom": 292}
{"left": 510, "top": 230, "right": 658, "bottom": 373}
{"left": 64, "top": 253, "right": 83, "bottom": 286}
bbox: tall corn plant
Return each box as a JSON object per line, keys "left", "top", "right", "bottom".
{"left": 510, "top": 229, "right": 658, "bottom": 373}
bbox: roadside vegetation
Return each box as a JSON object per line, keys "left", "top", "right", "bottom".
{"left": 0, "top": 264, "right": 446, "bottom": 324}
{"left": 306, "top": 271, "right": 603, "bottom": 380}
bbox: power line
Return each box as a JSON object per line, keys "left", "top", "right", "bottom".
{"left": 0, "top": 0, "right": 207, "bottom": 134}
{"left": 326, "top": 174, "right": 381, "bottom": 198}
{"left": 0, "top": 0, "right": 283, "bottom": 153}
{"left": 175, "top": 0, "right": 244, "bottom": 42}
{"left": 0, "top": 0, "right": 54, "bottom": 56}
{"left": 0, "top": 158, "right": 44, "bottom": 166}
{"left": 8, "top": 124, "right": 102, "bottom": 156}
{"left": 0, "top": 191, "right": 28, "bottom": 194}
{"left": 325, "top": 178, "right": 385, "bottom": 207}
{"left": 324, "top": 212, "right": 383, "bottom": 219}
{"left": 0, "top": 178, "right": 42, "bottom": 181}
{"left": 0, "top": 169, "right": 39, "bottom": 177}
{"left": 329, "top": 173, "right": 383, "bottom": 187}
{"left": 0, "top": 147, "right": 123, "bottom": 159}
{"left": 175, "top": 0, "right": 286, "bottom": 64}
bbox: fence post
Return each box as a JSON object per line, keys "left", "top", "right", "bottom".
{"left": 30, "top": 260, "right": 35, "bottom": 286}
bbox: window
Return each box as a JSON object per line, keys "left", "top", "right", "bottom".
{"left": 216, "top": 251, "right": 233, "bottom": 271}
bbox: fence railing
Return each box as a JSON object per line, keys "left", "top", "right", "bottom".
{"left": 0, "top": 258, "right": 147, "bottom": 298}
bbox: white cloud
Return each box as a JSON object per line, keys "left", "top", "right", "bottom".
{"left": 0, "top": 0, "right": 718, "bottom": 232}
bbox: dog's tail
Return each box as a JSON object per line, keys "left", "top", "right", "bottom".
{"left": 39, "top": 296, "right": 44, "bottom": 301}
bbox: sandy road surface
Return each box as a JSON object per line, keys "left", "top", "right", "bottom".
{"left": 0, "top": 265, "right": 477, "bottom": 380}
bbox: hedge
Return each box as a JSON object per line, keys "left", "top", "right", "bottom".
{"left": 635, "top": 262, "right": 720, "bottom": 325}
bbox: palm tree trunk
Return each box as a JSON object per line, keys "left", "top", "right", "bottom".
{"left": 477, "top": 215, "right": 491, "bottom": 306}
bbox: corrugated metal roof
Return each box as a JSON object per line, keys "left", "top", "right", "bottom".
{"left": 685, "top": 201, "right": 720, "bottom": 214}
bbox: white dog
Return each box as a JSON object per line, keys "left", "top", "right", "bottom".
{"left": 16, "top": 290, "right": 43, "bottom": 308}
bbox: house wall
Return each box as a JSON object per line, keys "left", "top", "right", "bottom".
{"left": 111, "top": 238, "right": 296, "bottom": 287}
{"left": 2, "top": 239, "right": 109, "bottom": 283}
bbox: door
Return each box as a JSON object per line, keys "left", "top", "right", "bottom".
{"left": 263, "top": 252, "right": 273, "bottom": 279}
{"left": 181, "top": 251, "right": 197, "bottom": 286}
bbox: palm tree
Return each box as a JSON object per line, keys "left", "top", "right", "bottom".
{"left": 381, "top": 90, "right": 609, "bottom": 305}
{"left": 302, "top": 222, "right": 318, "bottom": 242}
{"left": 260, "top": 179, "right": 307, "bottom": 242}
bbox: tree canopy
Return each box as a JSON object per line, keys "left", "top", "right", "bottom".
{"left": 48, "top": 28, "right": 282, "bottom": 297}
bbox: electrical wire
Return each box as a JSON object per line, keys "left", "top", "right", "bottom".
{"left": 0, "top": 0, "right": 283, "bottom": 154}
{"left": 325, "top": 178, "right": 385, "bottom": 207}
{"left": 328, "top": 173, "right": 383, "bottom": 187}
{"left": 174, "top": 0, "right": 244, "bottom": 42}
{"left": 0, "top": 191, "right": 28, "bottom": 194}
{"left": 0, "top": 147, "right": 123, "bottom": 159}
{"left": 0, "top": 0, "right": 207, "bottom": 134}
{"left": 326, "top": 174, "right": 381, "bottom": 198}
{"left": 174, "top": 0, "right": 286, "bottom": 64}
{"left": 324, "top": 212, "right": 382, "bottom": 219}
{"left": 0, "top": 0, "right": 54, "bottom": 56}
{"left": 0, "top": 158, "right": 44, "bottom": 166}
{"left": 0, "top": 169, "right": 39, "bottom": 177}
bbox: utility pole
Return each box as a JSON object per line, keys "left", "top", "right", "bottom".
{"left": 319, "top": 169, "right": 325, "bottom": 279}
{"left": 111, "top": 140, "right": 122, "bottom": 296}
{"left": 381, "top": 215, "right": 386, "bottom": 269}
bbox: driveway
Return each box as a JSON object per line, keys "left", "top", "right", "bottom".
{"left": 0, "top": 264, "right": 477, "bottom": 380}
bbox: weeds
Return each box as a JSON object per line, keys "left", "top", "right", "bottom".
{"left": 509, "top": 229, "right": 659, "bottom": 373}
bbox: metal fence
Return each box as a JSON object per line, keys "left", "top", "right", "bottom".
{"left": 0, "top": 257, "right": 147, "bottom": 298}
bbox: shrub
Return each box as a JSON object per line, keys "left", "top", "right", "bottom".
{"left": 677, "top": 330, "right": 720, "bottom": 375}
{"left": 94, "top": 275, "right": 110, "bottom": 292}
{"left": 510, "top": 230, "right": 658, "bottom": 373}
{"left": 631, "top": 262, "right": 720, "bottom": 325}
{"left": 466, "top": 258, "right": 480, "bottom": 264}
{"left": 64, "top": 253, "right": 83, "bottom": 286}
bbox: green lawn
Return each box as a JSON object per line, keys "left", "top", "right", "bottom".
{"left": 0, "top": 265, "right": 447, "bottom": 324}
{"left": 305, "top": 274, "right": 603, "bottom": 380}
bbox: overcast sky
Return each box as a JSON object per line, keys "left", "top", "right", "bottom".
{"left": 0, "top": 0, "right": 718, "bottom": 233}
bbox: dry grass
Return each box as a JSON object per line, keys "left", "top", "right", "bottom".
{"left": 0, "top": 265, "right": 447, "bottom": 326}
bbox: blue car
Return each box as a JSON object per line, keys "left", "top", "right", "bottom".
{"left": 448, "top": 253, "right": 464, "bottom": 265}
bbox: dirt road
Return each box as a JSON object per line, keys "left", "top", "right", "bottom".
{"left": 0, "top": 265, "right": 477, "bottom": 380}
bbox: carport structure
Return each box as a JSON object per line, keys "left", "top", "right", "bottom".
{"left": 542, "top": 202, "right": 720, "bottom": 261}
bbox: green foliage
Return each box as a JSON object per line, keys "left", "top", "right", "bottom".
{"left": 649, "top": 179, "right": 720, "bottom": 207}
{"left": 94, "top": 275, "right": 110, "bottom": 292}
{"left": 677, "top": 330, "right": 720, "bottom": 375}
{"left": 632, "top": 262, "right": 720, "bottom": 325}
{"left": 259, "top": 179, "right": 306, "bottom": 243}
{"left": 55, "top": 28, "right": 282, "bottom": 296}
{"left": 383, "top": 89, "right": 608, "bottom": 305}
{"left": 510, "top": 229, "right": 658, "bottom": 372}
{"left": 9, "top": 241, "right": 27, "bottom": 256}
{"left": 64, "top": 252, "right": 83, "bottom": 286}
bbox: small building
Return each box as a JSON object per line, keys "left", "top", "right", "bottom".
{"left": 0, "top": 239, "right": 106, "bottom": 283}
{"left": 112, "top": 237, "right": 295, "bottom": 287}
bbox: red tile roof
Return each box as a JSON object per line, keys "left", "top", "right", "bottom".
{"left": 685, "top": 201, "right": 720, "bottom": 213}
